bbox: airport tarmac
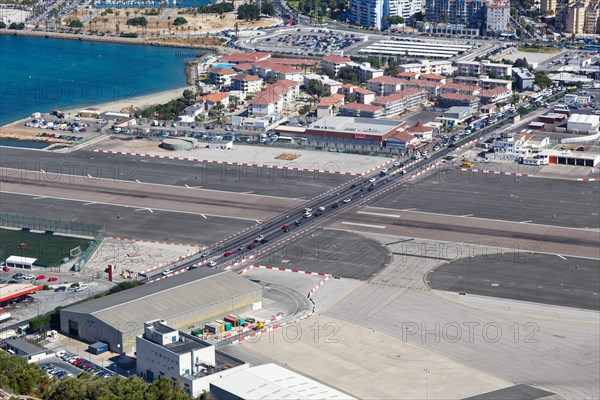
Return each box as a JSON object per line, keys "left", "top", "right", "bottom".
{"left": 0, "top": 147, "right": 353, "bottom": 198}
{"left": 373, "top": 171, "right": 600, "bottom": 229}
{"left": 427, "top": 253, "right": 600, "bottom": 311}
{"left": 324, "top": 233, "right": 600, "bottom": 400}
{"left": 0, "top": 192, "right": 253, "bottom": 244}
{"left": 325, "top": 206, "right": 600, "bottom": 259}
{"left": 253, "top": 229, "right": 391, "bottom": 280}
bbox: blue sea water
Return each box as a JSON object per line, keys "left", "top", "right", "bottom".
{"left": 0, "top": 35, "right": 197, "bottom": 125}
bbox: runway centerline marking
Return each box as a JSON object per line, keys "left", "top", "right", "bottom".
{"left": 357, "top": 211, "right": 400, "bottom": 218}
{"left": 341, "top": 221, "right": 386, "bottom": 229}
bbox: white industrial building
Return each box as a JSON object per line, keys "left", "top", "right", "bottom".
{"left": 137, "top": 320, "right": 248, "bottom": 398}
{"left": 210, "top": 363, "right": 356, "bottom": 400}
{"left": 567, "top": 114, "right": 600, "bottom": 134}
{"left": 60, "top": 269, "right": 262, "bottom": 355}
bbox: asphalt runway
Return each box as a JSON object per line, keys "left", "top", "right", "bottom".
{"left": 427, "top": 253, "right": 600, "bottom": 311}
{"left": 0, "top": 148, "right": 353, "bottom": 198}
{"left": 373, "top": 171, "right": 600, "bottom": 229}
{"left": 0, "top": 169, "right": 301, "bottom": 221}
{"left": 0, "top": 192, "right": 253, "bottom": 245}
{"left": 253, "top": 229, "right": 391, "bottom": 280}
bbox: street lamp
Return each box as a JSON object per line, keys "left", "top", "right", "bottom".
{"left": 424, "top": 368, "right": 431, "bottom": 400}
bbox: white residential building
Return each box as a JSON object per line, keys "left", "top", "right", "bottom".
{"left": 457, "top": 60, "right": 513, "bottom": 79}
{"left": 399, "top": 60, "right": 453, "bottom": 75}
{"left": 136, "top": 320, "right": 248, "bottom": 398}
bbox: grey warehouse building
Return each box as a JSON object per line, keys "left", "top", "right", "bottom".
{"left": 59, "top": 269, "right": 262, "bottom": 355}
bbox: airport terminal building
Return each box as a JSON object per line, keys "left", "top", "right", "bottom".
{"left": 59, "top": 269, "right": 262, "bottom": 354}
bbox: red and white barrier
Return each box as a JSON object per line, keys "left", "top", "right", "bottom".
{"left": 239, "top": 264, "right": 330, "bottom": 277}
{"left": 456, "top": 167, "right": 530, "bottom": 177}
{"left": 110, "top": 237, "right": 202, "bottom": 248}
{"left": 576, "top": 177, "right": 600, "bottom": 182}
{"left": 94, "top": 149, "right": 390, "bottom": 176}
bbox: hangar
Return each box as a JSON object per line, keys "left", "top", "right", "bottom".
{"left": 59, "top": 269, "right": 262, "bottom": 355}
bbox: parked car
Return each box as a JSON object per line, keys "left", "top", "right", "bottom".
{"left": 74, "top": 284, "right": 89, "bottom": 292}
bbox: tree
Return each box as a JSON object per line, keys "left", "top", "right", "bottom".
{"left": 513, "top": 57, "right": 529, "bottom": 69}
{"left": 299, "top": 104, "right": 312, "bottom": 115}
{"left": 68, "top": 19, "right": 83, "bottom": 28}
{"left": 237, "top": 3, "right": 260, "bottom": 20}
{"left": 261, "top": 1, "right": 276, "bottom": 16}
{"left": 534, "top": 71, "right": 552, "bottom": 89}
{"left": 306, "top": 79, "right": 325, "bottom": 98}
{"left": 173, "top": 16, "right": 188, "bottom": 25}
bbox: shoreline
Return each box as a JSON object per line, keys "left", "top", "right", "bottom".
{"left": 0, "top": 29, "right": 238, "bottom": 55}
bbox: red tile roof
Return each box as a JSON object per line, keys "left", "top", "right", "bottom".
{"left": 372, "top": 88, "right": 424, "bottom": 105}
{"left": 341, "top": 103, "right": 383, "bottom": 112}
{"left": 390, "top": 131, "right": 416, "bottom": 143}
{"left": 420, "top": 73, "right": 446, "bottom": 81}
{"left": 198, "top": 92, "right": 229, "bottom": 103}
{"left": 218, "top": 52, "right": 271, "bottom": 64}
{"left": 368, "top": 76, "right": 405, "bottom": 85}
{"left": 322, "top": 55, "right": 352, "bottom": 64}
{"left": 406, "top": 121, "right": 433, "bottom": 133}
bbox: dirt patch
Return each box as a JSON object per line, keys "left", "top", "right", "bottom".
{"left": 275, "top": 153, "right": 300, "bottom": 161}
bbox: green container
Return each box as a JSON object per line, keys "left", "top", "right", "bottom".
{"left": 224, "top": 322, "right": 232, "bottom": 331}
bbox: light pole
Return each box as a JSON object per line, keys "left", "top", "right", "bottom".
{"left": 424, "top": 368, "right": 430, "bottom": 400}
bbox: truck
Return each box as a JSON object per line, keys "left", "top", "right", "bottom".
{"left": 0, "top": 312, "right": 12, "bottom": 323}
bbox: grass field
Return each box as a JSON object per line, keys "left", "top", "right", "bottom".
{"left": 0, "top": 229, "right": 91, "bottom": 267}
{"left": 517, "top": 46, "right": 558, "bottom": 54}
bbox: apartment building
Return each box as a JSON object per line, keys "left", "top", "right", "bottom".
{"left": 367, "top": 76, "right": 406, "bottom": 95}
{"left": 484, "top": 0, "right": 511, "bottom": 34}
{"left": 372, "top": 88, "right": 428, "bottom": 117}
{"left": 339, "top": 103, "right": 385, "bottom": 118}
{"left": 231, "top": 74, "right": 263, "bottom": 93}
{"left": 457, "top": 60, "right": 512, "bottom": 78}
{"left": 321, "top": 55, "right": 352, "bottom": 75}
{"left": 398, "top": 60, "right": 453, "bottom": 75}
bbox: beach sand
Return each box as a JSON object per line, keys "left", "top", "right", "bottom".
{"left": 78, "top": 86, "right": 194, "bottom": 114}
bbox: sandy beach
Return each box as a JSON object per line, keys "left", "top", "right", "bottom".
{"left": 75, "top": 85, "right": 194, "bottom": 114}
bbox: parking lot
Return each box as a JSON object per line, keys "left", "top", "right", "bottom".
{"left": 248, "top": 29, "right": 365, "bottom": 56}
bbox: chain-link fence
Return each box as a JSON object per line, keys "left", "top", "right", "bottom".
{"left": 0, "top": 213, "right": 105, "bottom": 271}
{"left": 0, "top": 213, "right": 103, "bottom": 237}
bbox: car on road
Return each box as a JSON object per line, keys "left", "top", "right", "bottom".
{"left": 208, "top": 261, "right": 217, "bottom": 267}
{"left": 343, "top": 197, "right": 351, "bottom": 203}
{"left": 162, "top": 269, "right": 173, "bottom": 276}
{"left": 368, "top": 178, "right": 376, "bottom": 183}
{"left": 74, "top": 284, "right": 90, "bottom": 292}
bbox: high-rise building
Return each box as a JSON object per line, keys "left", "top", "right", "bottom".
{"left": 567, "top": 0, "right": 587, "bottom": 33}
{"left": 425, "top": 0, "right": 485, "bottom": 28}
{"left": 541, "top": 0, "right": 557, "bottom": 15}
{"left": 484, "top": 0, "right": 511, "bottom": 34}
{"left": 350, "top": 0, "right": 385, "bottom": 29}
{"left": 350, "top": 0, "right": 424, "bottom": 29}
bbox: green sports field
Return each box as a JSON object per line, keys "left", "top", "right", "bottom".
{"left": 0, "top": 229, "right": 91, "bottom": 268}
